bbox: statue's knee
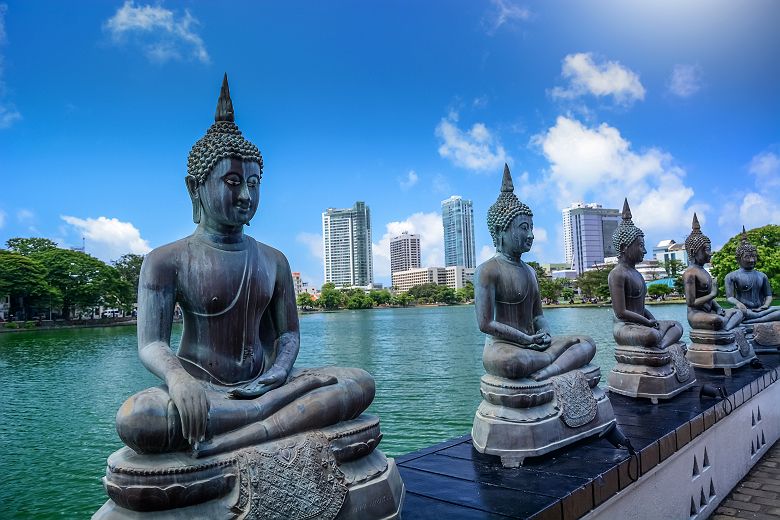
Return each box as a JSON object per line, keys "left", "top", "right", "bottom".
{"left": 116, "top": 388, "right": 178, "bottom": 454}
{"left": 579, "top": 336, "right": 597, "bottom": 360}
{"left": 353, "top": 369, "right": 376, "bottom": 406}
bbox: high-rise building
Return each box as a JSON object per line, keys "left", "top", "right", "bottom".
{"left": 441, "top": 196, "right": 476, "bottom": 268}
{"left": 322, "top": 201, "right": 373, "bottom": 287}
{"left": 562, "top": 202, "right": 621, "bottom": 274}
{"left": 390, "top": 232, "right": 421, "bottom": 274}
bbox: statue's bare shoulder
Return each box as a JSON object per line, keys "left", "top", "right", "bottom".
{"left": 139, "top": 238, "right": 191, "bottom": 286}
{"left": 476, "top": 256, "right": 500, "bottom": 285}
{"left": 247, "top": 237, "right": 292, "bottom": 281}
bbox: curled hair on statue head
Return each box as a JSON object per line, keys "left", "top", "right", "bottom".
{"left": 684, "top": 213, "right": 711, "bottom": 259}
{"left": 486, "top": 164, "right": 533, "bottom": 247}
{"left": 735, "top": 226, "right": 758, "bottom": 261}
{"left": 187, "top": 73, "right": 264, "bottom": 186}
{"left": 612, "top": 199, "right": 644, "bottom": 256}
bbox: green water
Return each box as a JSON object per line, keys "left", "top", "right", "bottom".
{"left": 0, "top": 304, "right": 688, "bottom": 518}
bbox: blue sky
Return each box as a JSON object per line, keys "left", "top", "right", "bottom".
{"left": 0, "top": 0, "right": 778, "bottom": 288}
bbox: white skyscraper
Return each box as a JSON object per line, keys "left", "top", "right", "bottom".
{"left": 322, "top": 201, "right": 373, "bottom": 287}
{"left": 441, "top": 196, "right": 476, "bottom": 268}
{"left": 562, "top": 202, "right": 621, "bottom": 274}
{"left": 390, "top": 231, "right": 421, "bottom": 274}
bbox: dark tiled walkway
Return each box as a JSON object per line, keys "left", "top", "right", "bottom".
{"left": 710, "top": 440, "right": 780, "bottom": 520}
{"left": 397, "top": 356, "right": 780, "bottom": 519}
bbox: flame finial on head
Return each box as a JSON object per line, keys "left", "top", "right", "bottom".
{"left": 215, "top": 73, "right": 235, "bottom": 123}
{"left": 735, "top": 225, "right": 758, "bottom": 261}
{"left": 486, "top": 163, "right": 533, "bottom": 247}
{"left": 501, "top": 163, "right": 514, "bottom": 193}
{"left": 612, "top": 198, "right": 643, "bottom": 255}
{"left": 684, "top": 212, "right": 711, "bottom": 258}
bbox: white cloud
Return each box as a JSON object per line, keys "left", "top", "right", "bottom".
{"left": 296, "top": 232, "right": 323, "bottom": 260}
{"left": 720, "top": 149, "right": 780, "bottom": 230}
{"left": 372, "top": 212, "right": 444, "bottom": 278}
{"left": 473, "top": 95, "right": 489, "bottom": 108}
{"left": 0, "top": 4, "right": 21, "bottom": 129}
{"left": 61, "top": 215, "right": 151, "bottom": 261}
{"left": 478, "top": 245, "right": 495, "bottom": 263}
{"left": 0, "top": 209, "right": 5, "bottom": 228}
{"left": 748, "top": 151, "right": 780, "bottom": 188}
{"left": 16, "top": 208, "right": 33, "bottom": 222}
{"left": 551, "top": 53, "right": 645, "bottom": 107}
{"left": 737, "top": 193, "right": 780, "bottom": 229}
{"left": 399, "top": 170, "right": 419, "bottom": 190}
{"left": 483, "top": 0, "right": 531, "bottom": 35}
{"left": 436, "top": 112, "right": 508, "bottom": 172}
{"left": 533, "top": 116, "right": 702, "bottom": 237}
{"left": 104, "top": 1, "right": 209, "bottom": 64}
{"left": 668, "top": 64, "right": 703, "bottom": 98}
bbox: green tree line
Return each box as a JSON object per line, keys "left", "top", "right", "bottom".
{"left": 0, "top": 237, "right": 143, "bottom": 321}
{"left": 297, "top": 281, "right": 475, "bottom": 310}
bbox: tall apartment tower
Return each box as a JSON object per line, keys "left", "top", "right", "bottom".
{"left": 562, "top": 202, "right": 621, "bottom": 275}
{"left": 390, "top": 231, "right": 421, "bottom": 274}
{"left": 441, "top": 195, "right": 476, "bottom": 268}
{"left": 322, "top": 201, "right": 373, "bottom": 287}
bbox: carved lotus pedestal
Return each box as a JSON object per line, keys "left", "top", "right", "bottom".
{"left": 472, "top": 364, "right": 616, "bottom": 468}
{"left": 743, "top": 322, "right": 780, "bottom": 354}
{"left": 685, "top": 328, "right": 756, "bottom": 376}
{"left": 607, "top": 342, "right": 695, "bottom": 404}
{"left": 93, "top": 415, "right": 404, "bottom": 520}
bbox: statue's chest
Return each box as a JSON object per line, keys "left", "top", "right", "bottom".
{"left": 177, "top": 249, "right": 272, "bottom": 316}
{"left": 496, "top": 264, "right": 534, "bottom": 303}
{"left": 626, "top": 271, "right": 646, "bottom": 298}
{"left": 733, "top": 273, "right": 756, "bottom": 292}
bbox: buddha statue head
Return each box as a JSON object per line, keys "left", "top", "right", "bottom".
{"left": 185, "top": 74, "right": 264, "bottom": 226}
{"left": 486, "top": 164, "right": 534, "bottom": 259}
{"left": 612, "top": 198, "right": 645, "bottom": 264}
{"left": 735, "top": 226, "right": 758, "bottom": 270}
{"left": 685, "top": 213, "right": 712, "bottom": 265}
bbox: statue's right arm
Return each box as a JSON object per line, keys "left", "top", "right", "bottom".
{"left": 137, "top": 250, "right": 209, "bottom": 447}
{"left": 724, "top": 273, "right": 747, "bottom": 311}
{"left": 685, "top": 271, "right": 714, "bottom": 307}
{"left": 474, "top": 264, "right": 537, "bottom": 346}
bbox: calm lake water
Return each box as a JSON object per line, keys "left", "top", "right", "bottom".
{"left": 0, "top": 304, "right": 688, "bottom": 518}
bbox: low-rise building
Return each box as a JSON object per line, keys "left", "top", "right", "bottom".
{"left": 392, "top": 266, "right": 474, "bottom": 293}
{"left": 653, "top": 239, "right": 689, "bottom": 266}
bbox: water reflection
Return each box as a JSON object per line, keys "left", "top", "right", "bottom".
{"left": 0, "top": 304, "right": 688, "bottom": 519}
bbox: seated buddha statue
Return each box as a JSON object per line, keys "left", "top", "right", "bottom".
{"left": 471, "top": 165, "right": 615, "bottom": 467}
{"left": 725, "top": 227, "right": 780, "bottom": 324}
{"left": 98, "top": 76, "right": 403, "bottom": 518}
{"left": 476, "top": 168, "right": 597, "bottom": 382}
{"left": 683, "top": 214, "right": 743, "bottom": 331}
{"left": 609, "top": 200, "right": 683, "bottom": 349}
{"left": 725, "top": 227, "right": 780, "bottom": 351}
{"left": 606, "top": 199, "right": 693, "bottom": 401}
{"left": 683, "top": 214, "right": 754, "bottom": 374}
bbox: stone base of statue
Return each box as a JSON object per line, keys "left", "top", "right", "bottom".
{"left": 607, "top": 342, "right": 696, "bottom": 403}
{"left": 743, "top": 323, "right": 780, "bottom": 354}
{"left": 93, "top": 415, "right": 404, "bottom": 520}
{"left": 685, "top": 328, "right": 756, "bottom": 376}
{"left": 472, "top": 364, "right": 616, "bottom": 467}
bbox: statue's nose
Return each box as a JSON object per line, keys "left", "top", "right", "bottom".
{"left": 238, "top": 182, "right": 251, "bottom": 203}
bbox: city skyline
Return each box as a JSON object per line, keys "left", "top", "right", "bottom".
{"left": 1, "top": 1, "right": 778, "bottom": 290}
